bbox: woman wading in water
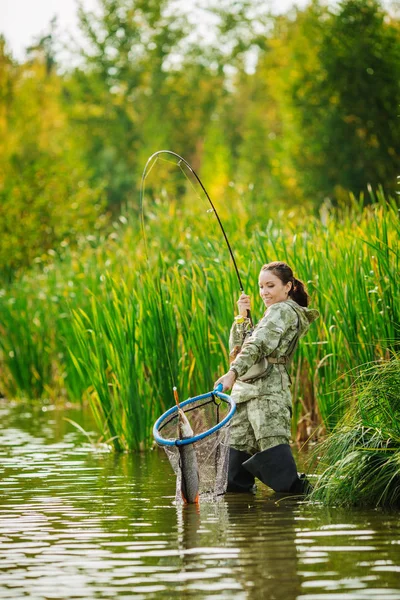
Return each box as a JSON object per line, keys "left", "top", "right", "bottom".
{"left": 214, "top": 261, "right": 319, "bottom": 494}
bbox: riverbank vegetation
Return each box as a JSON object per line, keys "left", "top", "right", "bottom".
{"left": 0, "top": 0, "right": 399, "bottom": 483}
{"left": 309, "top": 357, "right": 400, "bottom": 507}
{"left": 1, "top": 0, "right": 400, "bottom": 279}
{"left": 0, "top": 194, "right": 398, "bottom": 450}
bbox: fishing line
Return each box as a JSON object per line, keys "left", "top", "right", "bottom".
{"left": 139, "top": 150, "right": 253, "bottom": 392}
{"left": 140, "top": 150, "right": 252, "bottom": 321}
{"left": 143, "top": 154, "right": 160, "bottom": 181}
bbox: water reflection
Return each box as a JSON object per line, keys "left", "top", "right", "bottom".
{"left": 0, "top": 401, "right": 400, "bottom": 599}
{"left": 224, "top": 494, "right": 302, "bottom": 599}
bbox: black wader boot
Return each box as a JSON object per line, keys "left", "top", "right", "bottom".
{"left": 242, "top": 444, "right": 311, "bottom": 494}
{"left": 227, "top": 447, "right": 256, "bottom": 493}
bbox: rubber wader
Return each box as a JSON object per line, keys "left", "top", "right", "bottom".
{"left": 242, "top": 444, "right": 311, "bottom": 494}
{"left": 227, "top": 447, "right": 256, "bottom": 493}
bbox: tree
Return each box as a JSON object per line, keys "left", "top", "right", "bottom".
{"left": 0, "top": 38, "right": 105, "bottom": 279}
{"left": 212, "top": 0, "right": 400, "bottom": 206}
{"left": 316, "top": 0, "right": 400, "bottom": 200}
{"left": 66, "top": 0, "right": 226, "bottom": 208}
{"left": 285, "top": 0, "right": 400, "bottom": 203}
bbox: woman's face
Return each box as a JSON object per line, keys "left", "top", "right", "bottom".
{"left": 259, "top": 270, "right": 292, "bottom": 308}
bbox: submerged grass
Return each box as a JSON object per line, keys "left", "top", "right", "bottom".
{"left": 0, "top": 191, "right": 398, "bottom": 449}
{"left": 309, "top": 358, "right": 400, "bottom": 507}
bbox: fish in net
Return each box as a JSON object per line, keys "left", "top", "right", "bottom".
{"left": 153, "top": 385, "right": 236, "bottom": 504}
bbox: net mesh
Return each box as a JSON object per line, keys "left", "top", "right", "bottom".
{"left": 157, "top": 395, "right": 232, "bottom": 503}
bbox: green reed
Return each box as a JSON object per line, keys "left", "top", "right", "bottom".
{"left": 0, "top": 191, "right": 398, "bottom": 449}
{"left": 66, "top": 266, "right": 232, "bottom": 450}
{"left": 0, "top": 283, "right": 54, "bottom": 400}
{"left": 69, "top": 277, "right": 152, "bottom": 451}
{"left": 308, "top": 357, "right": 400, "bottom": 507}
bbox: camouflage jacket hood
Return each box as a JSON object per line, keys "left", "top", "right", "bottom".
{"left": 282, "top": 299, "right": 319, "bottom": 338}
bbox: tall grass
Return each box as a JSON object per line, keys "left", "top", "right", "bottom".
{"left": 0, "top": 283, "right": 54, "bottom": 400}
{"left": 0, "top": 191, "right": 398, "bottom": 449}
{"left": 67, "top": 267, "right": 232, "bottom": 450}
{"left": 70, "top": 278, "right": 150, "bottom": 451}
{"left": 308, "top": 357, "right": 400, "bottom": 508}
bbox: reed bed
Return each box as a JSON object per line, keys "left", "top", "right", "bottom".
{"left": 309, "top": 357, "right": 400, "bottom": 507}
{"left": 0, "top": 191, "right": 398, "bottom": 450}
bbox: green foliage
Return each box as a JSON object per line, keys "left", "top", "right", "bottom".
{"left": 0, "top": 283, "right": 54, "bottom": 399}
{"left": 0, "top": 0, "right": 399, "bottom": 451}
{"left": 301, "top": 0, "right": 400, "bottom": 201}
{"left": 53, "top": 0, "right": 400, "bottom": 210}
{"left": 65, "top": 0, "right": 225, "bottom": 207}
{"left": 0, "top": 39, "right": 106, "bottom": 279}
{"left": 2, "top": 0, "right": 400, "bottom": 279}
{"left": 0, "top": 191, "right": 398, "bottom": 451}
{"left": 309, "top": 358, "right": 400, "bottom": 507}
{"left": 232, "top": 0, "right": 400, "bottom": 206}
{"left": 67, "top": 266, "right": 234, "bottom": 450}
{"left": 70, "top": 278, "right": 150, "bottom": 451}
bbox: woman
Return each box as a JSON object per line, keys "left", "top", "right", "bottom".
{"left": 214, "top": 261, "right": 319, "bottom": 494}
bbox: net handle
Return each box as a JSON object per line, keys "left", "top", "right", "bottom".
{"left": 153, "top": 385, "right": 236, "bottom": 447}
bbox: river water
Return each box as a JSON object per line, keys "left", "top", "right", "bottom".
{"left": 1, "top": 401, "right": 399, "bottom": 600}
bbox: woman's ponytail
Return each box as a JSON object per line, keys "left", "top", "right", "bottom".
{"left": 289, "top": 277, "right": 309, "bottom": 307}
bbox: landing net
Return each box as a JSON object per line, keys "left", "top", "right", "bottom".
{"left": 153, "top": 387, "right": 236, "bottom": 503}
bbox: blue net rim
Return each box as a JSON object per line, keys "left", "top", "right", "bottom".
{"left": 153, "top": 389, "right": 236, "bottom": 446}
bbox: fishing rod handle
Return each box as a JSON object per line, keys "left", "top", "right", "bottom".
{"left": 238, "top": 289, "right": 254, "bottom": 328}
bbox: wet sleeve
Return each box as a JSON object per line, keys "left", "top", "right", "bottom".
{"left": 230, "top": 304, "right": 292, "bottom": 378}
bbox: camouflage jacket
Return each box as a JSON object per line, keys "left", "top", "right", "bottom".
{"left": 228, "top": 299, "right": 319, "bottom": 404}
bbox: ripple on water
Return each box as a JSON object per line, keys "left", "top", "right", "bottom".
{"left": 0, "top": 402, "right": 400, "bottom": 599}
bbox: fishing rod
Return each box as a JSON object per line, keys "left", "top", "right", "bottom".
{"left": 139, "top": 150, "right": 253, "bottom": 327}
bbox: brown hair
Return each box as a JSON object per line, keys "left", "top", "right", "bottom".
{"left": 261, "top": 261, "right": 309, "bottom": 307}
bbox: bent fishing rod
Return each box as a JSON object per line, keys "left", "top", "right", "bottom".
{"left": 139, "top": 149, "right": 253, "bottom": 327}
